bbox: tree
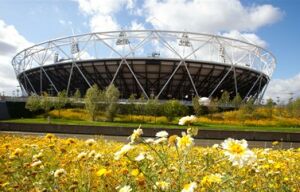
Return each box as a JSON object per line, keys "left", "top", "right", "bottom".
{"left": 192, "top": 96, "right": 207, "bottom": 116}
{"left": 287, "top": 98, "right": 300, "bottom": 118}
{"left": 163, "top": 100, "right": 188, "bottom": 121}
{"left": 25, "top": 94, "right": 40, "bottom": 112}
{"left": 208, "top": 98, "right": 219, "bottom": 118}
{"left": 145, "top": 99, "right": 161, "bottom": 116}
{"left": 232, "top": 93, "right": 242, "bottom": 109}
{"left": 104, "top": 84, "right": 120, "bottom": 121}
{"left": 127, "top": 94, "right": 136, "bottom": 116}
{"left": 40, "top": 92, "right": 54, "bottom": 116}
{"left": 293, "top": 98, "right": 300, "bottom": 117}
{"left": 135, "top": 95, "right": 146, "bottom": 115}
{"left": 241, "top": 97, "right": 256, "bottom": 115}
{"left": 265, "top": 98, "right": 274, "bottom": 119}
{"left": 73, "top": 89, "right": 81, "bottom": 100}
{"left": 85, "top": 85, "right": 101, "bottom": 121}
{"left": 54, "top": 90, "right": 68, "bottom": 118}
{"left": 218, "top": 91, "right": 230, "bottom": 107}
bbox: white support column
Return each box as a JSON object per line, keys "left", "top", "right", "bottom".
{"left": 208, "top": 66, "right": 234, "bottom": 98}
{"left": 243, "top": 73, "right": 263, "bottom": 101}
{"left": 123, "top": 59, "right": 149, "bottom": 99}
{"left": 183, "top": 61, "right": 199, "bottom": 97}
{"left": 156, "top": 60, "right": 184, "bottom": 99}
{"left": 23, "top": 72, "right": 37, "bottom": 94}
{"left": 233, "top": 67, "right": 238, "bottom": 96}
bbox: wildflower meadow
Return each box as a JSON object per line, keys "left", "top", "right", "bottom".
{"left": 0, "top": 116, "right": 299, "bottom": 191}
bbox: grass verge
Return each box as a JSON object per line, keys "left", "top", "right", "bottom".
{"left": 2, "top": 118, "right": 300, "bottom": 133}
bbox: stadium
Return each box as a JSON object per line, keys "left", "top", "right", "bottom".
{"left": 12, "top": 30, "right": 276, "bottom": 102}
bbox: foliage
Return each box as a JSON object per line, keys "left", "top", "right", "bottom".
{"left": 53, "top": 90, "right": 68, "bottom": 118}
{"left": 70, "top": 88, "right": 82, "bottom": 107}
{"left": 218, "top": 91, "right": 230, "bottom": 107}
{"left": 127, "top": 94, "right": 137, "bottom": 117}
{"left": 192, "top": 96, "right": 207, "bottom": 116}
{"left": 122, "top": 115, "right": 169, "bottom": 124}
{"left": 40, "top": 92, "right": 54, "bottom": 115}
{"left": 208, "top": 98, "right": 219, "bottom": 116}
{"left": 49, "top": 108, "right": 90, "bottom": 121}
{"left": 265, "top": 98, "right": 274, "bottom": 119}
{"left": 240, "top": 98, "right": 256, "bottom": 115}
{"left": 163, "top": 100, "right": 188, "bottom": 121}
{"left": 73, "top": 89, "right": 81, "bottom": 100}
{"left": 286, "top": 98, "right": 300, "bottom": 118}
{"left": 0, "top": 131, "right": 299, "bottom": 191}
{"left": 144, "top": 99, "right": 161, "bottom": 116}
{"left": 25, "top": 94, "right": 40, "bottom": 112}
{"left": 104, "top": 84, "right": 120, "bottom": 121}
{"left": 84, "top": 85, "right": 102, "bottom": 121}
{"left": 232, "top": 93, "right": 242, "bottom": 108}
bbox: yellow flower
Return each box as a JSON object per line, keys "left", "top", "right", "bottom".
{"left": 45, "top": 133, "right": 55, "bottom": 140}
{"left": 201, "top": 174, "right": 222, "bottom": 187}
{"left": 2, "top": 144, "right": 10, "bottom": 150}
{"left": 177, "top": 132, "right": 194, "bottom": 150}
{"left": 156, "top": 181, "right": 170, "bottom": 191}
{"left": 182, "top": 182, "right": 197, "bottom": 192}
{"left": 11, "top": 148, "right": 23, "bottom": 158}
{"left": 66, "top": 138, "right": 76, "bottom": 145}
{"left": 0, "top": 182, "right": 9, "bottom": 188}
{"left": 96, "top": 168, "right": 111, "bottom": 177}
{"left": 131, "top": 169, "right": 139, "bottom": 177}
{"left": 168, "top": 135, "right": 178, "bottom": 146}
{"left": 272, "top": 141, "right": 279, "bottom": 146}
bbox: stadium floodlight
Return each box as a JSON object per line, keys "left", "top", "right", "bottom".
{"left": 219, "top": 45, "right": 226, "bottom": 63}
{"left": 71, "top": 40, "right": 80, "bottom": 54}
{"left": 116, "top": 31, "right": 130, "bottom": 45}
{"left": 179, "top": 33, "right": 191, "bottom": 47}
{"left": 54, "top": 52, "right": 59, "bottom": 63}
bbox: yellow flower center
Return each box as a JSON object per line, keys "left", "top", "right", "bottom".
{"left": 229, "top": 143, "right": 245, "bottom": 154}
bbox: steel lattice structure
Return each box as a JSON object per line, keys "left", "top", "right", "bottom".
{"left": 12, "top": 30, "right": 276, "bottom": 101}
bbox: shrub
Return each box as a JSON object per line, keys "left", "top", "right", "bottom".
{"left": 163, "top": 100, "right": 188, "bottom": 121}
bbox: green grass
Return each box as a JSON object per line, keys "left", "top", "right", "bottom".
{"left": 2, "top": 118, "right": 300, "bottom": 133}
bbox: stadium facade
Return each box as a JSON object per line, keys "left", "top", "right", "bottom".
{"left": 12, "top": 30, "right": 276, "bottom": 102}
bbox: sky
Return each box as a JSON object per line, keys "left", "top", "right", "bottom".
{"left": 0, "top": 0, "right": 299, "bottom": 103}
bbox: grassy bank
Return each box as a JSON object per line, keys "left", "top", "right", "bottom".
{"left": 2, "top": 117, "right": 300, "bottom": 133}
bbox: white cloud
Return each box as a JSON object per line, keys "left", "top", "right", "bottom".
{"left": 59, "top": 19, "right": 72, "bottom": 26}
{"left": 90, "top": 14, "right": 119, "bottom": 32}
{"left": 143, "top": 0, "right": 282, "bottom": 33}
{"left": 129, "top": 20, "right": 145, "bottom": 30}
{"left": 76, "top": 0, "right": 137, "bottom": 32}
{"left": 264, "top": 73, "right": 300, "bottom": 103}
{"left": 0, "top": 20, "right": 32, "bottom": 96}
{"left": 221, "top": 30, "right": 267, "bottom": 48}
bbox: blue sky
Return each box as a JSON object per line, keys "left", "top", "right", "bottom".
{"left": 0, "top": 0, "right": 299, "bottom": 101}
